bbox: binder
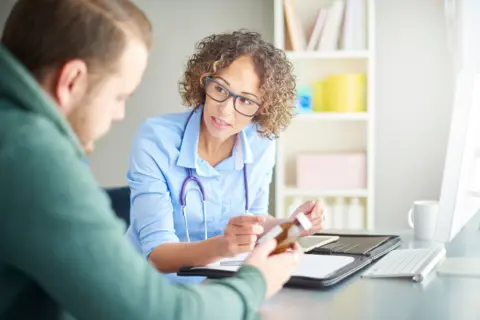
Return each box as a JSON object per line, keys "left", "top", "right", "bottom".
{"left": 177, "top": 233, "right": 402, "bottom": 288}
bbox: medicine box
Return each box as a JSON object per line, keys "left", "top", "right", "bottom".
{"left": 296, "top": 153, "right": 367, "bottom": 189}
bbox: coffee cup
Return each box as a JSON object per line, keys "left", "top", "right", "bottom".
{"left": 408, "top": 200, "right": 438, "bottom": 240}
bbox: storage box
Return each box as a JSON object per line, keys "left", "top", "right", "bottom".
{"left": 296, "top": 153, "right": 367, "bottom": 189}
{"left": 324, "top": 74, "right": 367, "bottom": 112}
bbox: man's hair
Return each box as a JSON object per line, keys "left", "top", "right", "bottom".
{"left": 1, "top": 0, "right": 153, "bottom": 82}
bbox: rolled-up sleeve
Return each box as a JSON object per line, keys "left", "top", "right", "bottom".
{"left": 249, "top": 140, "right": 276, "bottom": 216}
{"left": 127, "top": 127, "right": 179, "bottom": 258}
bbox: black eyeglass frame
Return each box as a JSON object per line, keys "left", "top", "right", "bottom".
{"left": 203, "top": 76, "right": 261, "bottom": 117}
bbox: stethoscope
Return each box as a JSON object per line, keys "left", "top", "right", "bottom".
{"left": 179, "top": 110, "right": 249, "bottom": 242}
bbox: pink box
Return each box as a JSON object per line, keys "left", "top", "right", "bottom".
{"left": 296, "top": 153, "right": 367, "bottom": 189}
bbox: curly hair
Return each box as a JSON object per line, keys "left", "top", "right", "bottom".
{"left": 179, "top": 29, "right": 296, "bottom": 139}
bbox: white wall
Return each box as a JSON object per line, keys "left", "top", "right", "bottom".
{"left": 0, "top": 0, "right": 15, "bottom": 29}
{"left": 375, "top": 0, "right": 454, "bottom": 229}
{"left": 0, "top": 0, "right": 454, "bottom": 230}
{"left": 89, "top": 0, "right": 274, "bottom": 187}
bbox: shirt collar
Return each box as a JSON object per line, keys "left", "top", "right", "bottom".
{"left": 235, "top": 129, "right": 254, "bottom": 167}
{"left": 176, "top": 106, "right": 202, "bottom": 170}
{"left": 176, "top": 105, "right": 254, "bottom": 176}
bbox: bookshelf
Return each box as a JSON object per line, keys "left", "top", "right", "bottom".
{"left": 286, "top": 50, "right": 370, "bottom": 60}
{"left": 273, "top": 0, "right": 376, "bottom": 231}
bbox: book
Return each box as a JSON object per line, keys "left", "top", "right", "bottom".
{"left": 341, "top": 0, "right": 367, "bottom": 50}
{"left": 283, "top": 0, "right": 306, "bottom": 51}
{"left": 306, "top": 8, "right": 328, "bottom": 51}
{"left": 317, "top": 0, "right": 346, "bottom": 51}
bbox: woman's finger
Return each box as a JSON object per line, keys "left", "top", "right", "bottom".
{"left": 235, "top": 234, "right": 257, "bottom": 245}
{"left": 234, "top": 223, "right": 264, "bottom": 235}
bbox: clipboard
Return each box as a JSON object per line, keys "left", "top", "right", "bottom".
{"left": 309, "top": 232, "right": 402, "bottom": 260}
{"left": 177, "top": 233, "right": 402, "bottom": 288}
{"left": 178, "top": 253, "right": 371, "bottom": 288}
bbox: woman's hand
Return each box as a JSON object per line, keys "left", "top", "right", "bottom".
{"left": 291, "top": 200, "right": 324, "bottom": 237}
{"left": 220, "top": 215, "right": 266, "bottom": 257}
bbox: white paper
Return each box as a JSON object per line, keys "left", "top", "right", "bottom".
{"left": 291, "top": 255, "right": 354, "bottom": 278}
{"left": 193, "top": 254, "right": 355, "bottom": 279}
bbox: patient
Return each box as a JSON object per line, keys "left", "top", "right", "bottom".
{"left": 0, "top": 1, "right": 301, "bottom": 319}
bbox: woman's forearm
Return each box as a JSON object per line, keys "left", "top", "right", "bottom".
{"left": 148, "top": 236, "right": 226, "bottom": 273}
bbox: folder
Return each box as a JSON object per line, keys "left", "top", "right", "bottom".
{"left": 177, "top": 233, "right": 402, "bottom": 288}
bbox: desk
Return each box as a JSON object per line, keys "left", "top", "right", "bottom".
{"left": 259, "top": 214, "right": 480, "bottom": 320}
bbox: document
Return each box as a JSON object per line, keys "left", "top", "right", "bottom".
{"left": 195, "top": 253, "right": 355, "bottom": 279}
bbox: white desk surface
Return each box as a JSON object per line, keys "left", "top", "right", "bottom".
{"left": 258, "top": 214, "right": 480, "bottom": 320}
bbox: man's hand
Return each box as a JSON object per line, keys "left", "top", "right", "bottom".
{"left": 291, "top": 200, "right": 324, "bottom": 237}
{"left": 244, "top": 239, "right": 303, "bottom": 299}
{"left": 220, "top": 215, "right": 266, "bottom": 257}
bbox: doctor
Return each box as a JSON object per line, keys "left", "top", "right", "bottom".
{"left": 126, "top": 30, "right": 324, "bottom": 282}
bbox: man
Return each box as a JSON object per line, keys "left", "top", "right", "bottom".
{"left": 0, "top": 1, "right": 302, "bottom": 319}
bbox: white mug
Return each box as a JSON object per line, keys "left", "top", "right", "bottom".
{"left": 408, "top": 200, "right": 438, "bottom": 240}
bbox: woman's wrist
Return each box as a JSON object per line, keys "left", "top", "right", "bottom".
{"left": 202, "top": 235, "right": 229, "bottom": 260}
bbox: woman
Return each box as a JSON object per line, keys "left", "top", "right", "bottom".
{"left": 126, "top": 30, "right": 323, "bottom": 283}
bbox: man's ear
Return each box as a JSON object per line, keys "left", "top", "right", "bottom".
{"left": 54, "top": 59, "right": 88, "bottom": 114}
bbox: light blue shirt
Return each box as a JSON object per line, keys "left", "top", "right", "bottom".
{"left": 125, "top": 105, "right": 275, "bottom": 283}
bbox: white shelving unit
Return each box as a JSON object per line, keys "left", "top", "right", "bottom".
{"left": 286, "top": 50, "right": 369, "bottom": 60}
{"left": 273, "top": 0, "right": 376, "bottom": 230}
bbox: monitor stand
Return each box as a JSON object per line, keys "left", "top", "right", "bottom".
{"left": 436, "top": 258, "right": 480, "bottom": 277}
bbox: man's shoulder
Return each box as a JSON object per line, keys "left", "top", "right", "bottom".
{"left": 0, "top": 110, "right": 82, "bottom": 188}
{"left": 0, "top": 108, "right": 75, "bottom": 158}
{"left": 0, "top": 107, "right": 118, "bottom": 230}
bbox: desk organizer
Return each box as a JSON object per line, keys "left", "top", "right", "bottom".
{"left": 296, "top": 153, "right": 367, "bottom": 189}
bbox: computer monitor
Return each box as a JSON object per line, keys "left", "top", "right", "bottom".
{"left": 432, "top": 70, "right": 480, "bottom": 277}
{"left": 433, "top": 70, "right": 480, "bottom": 244}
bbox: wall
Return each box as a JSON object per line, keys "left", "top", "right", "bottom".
{"left": 0, "top": 0, "right": 15, "bottom": 28}
{"left": 89, "top": 0, "right": 274, "bottom": 187}
{"left": 0, "top": 0, "right": 454, "bottom": 230}
{"left": 375, "top": 0, "right": 454, "bottom": 229}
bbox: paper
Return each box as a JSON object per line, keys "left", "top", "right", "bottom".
{"left": 217, "top": 253, "right": 250, "bottom": 266}
{"left": 194, "top": 254, "right": 355, "bottom": 279}
{"left": 291, "top": 255, "right": 354, "bottom": 278}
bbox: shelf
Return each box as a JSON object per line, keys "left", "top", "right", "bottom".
{"left": 286, "top": 50, "right": 370, "bottom": 60}
{"left": 293, "top": 112, "right": 369, "bottom": 121}
{"left": 273, "top": 0, "right": 375, "bottom": 227}
{"left": 284, "top": 188, "right": 369, "bottom": 198}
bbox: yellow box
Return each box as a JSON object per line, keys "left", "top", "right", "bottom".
{"left": 324, "top": 74, "right": 367, "bottom": 112}
{"left": 312, "top": 80, "right": 327, "bottom": 112}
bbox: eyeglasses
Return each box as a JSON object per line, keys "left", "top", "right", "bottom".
{"left": 203, "top": 76, "right": 261, "bottom": 117}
